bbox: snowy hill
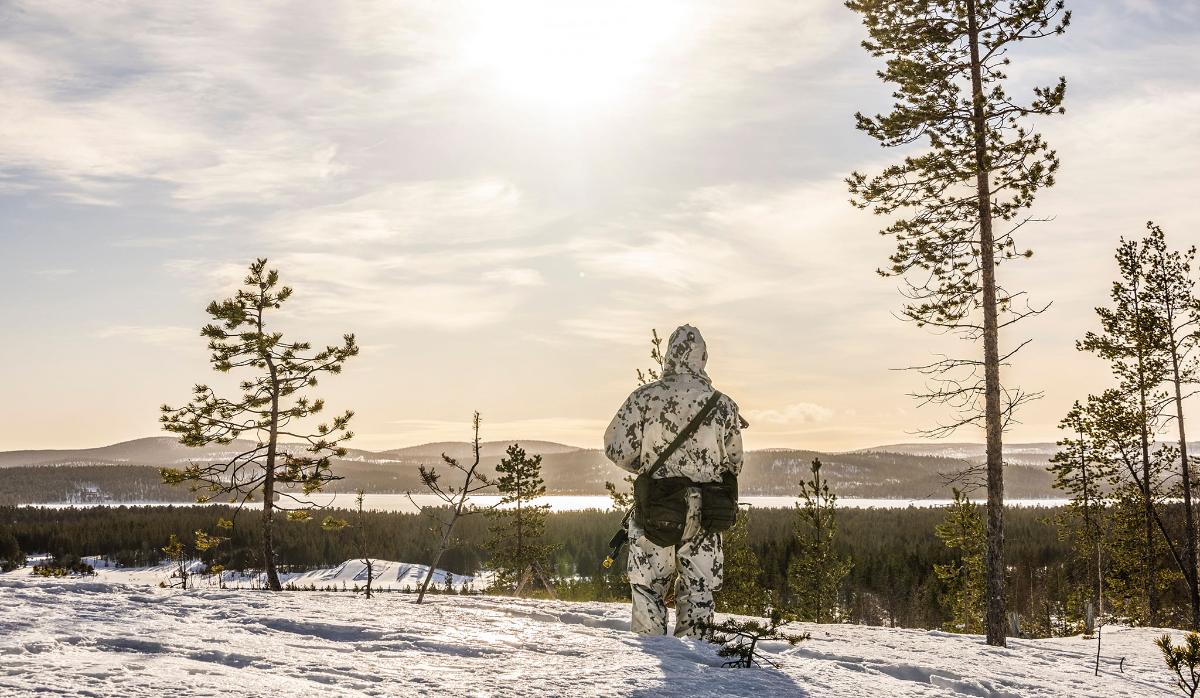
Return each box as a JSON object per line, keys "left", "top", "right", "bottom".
{"left": 0, "top": 573, "right": 1186, "bottom": 696}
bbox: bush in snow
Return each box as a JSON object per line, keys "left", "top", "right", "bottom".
{"left": 32, "top": 554, "right": 94, "bottom": 578}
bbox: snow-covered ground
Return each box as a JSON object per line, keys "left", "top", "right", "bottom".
{"left": 0, "top": 568, "right": 1186, "bottom": 696}
{"left": 79, "top": 556, "right": 479, "bottom": 592}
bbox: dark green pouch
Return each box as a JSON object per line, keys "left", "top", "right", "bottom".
{"left": 701, "top": 472, "right": 739, "bottom": 534}
{"left": 634, "top": 474, "right": 691, "bottom": 547}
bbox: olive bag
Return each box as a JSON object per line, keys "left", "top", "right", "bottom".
{"left": 633, "top": 391, "right": 727, "bottom": 547}
{"left": 633, "top": 475, "right": 692, "bottom": 547}
{"left": 700, "top": 471, "right": 739, "bottom": 534}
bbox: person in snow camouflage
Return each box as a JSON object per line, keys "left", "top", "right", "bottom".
{"left": 604, "top": 325, "right": 745, "bottom": 638}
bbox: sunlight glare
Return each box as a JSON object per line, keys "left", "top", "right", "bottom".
{"left": 460, "top": 0, "right": 686, "bottom": 113}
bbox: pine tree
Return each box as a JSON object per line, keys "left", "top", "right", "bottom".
{"left": 194, "top": 527, "right": 226, "bottom": 584}
{"left": 486, "top": 443, "right": 556, "bottom": 597}
{"left": 846, "top": 0, "right": 1070, "bottom": 647}
{"left": 1079, "top": 237, "right": 1175, "bottom": 625}
{"left": 161, "top": 534, "right": 189, "bottom": 590}
{"left": 788, "top": 458, "right": 852, "bottom": 623}
{"left": 407, "top": 412, "right": 494, "bottom": 604}
{"left": 1103, "top": 484, "right": 1172, "bottom": 626}
{"left": 1142, "top": 221, "right": 1200, "bottom": 628}
{"left": 345, "top": 490, "right": 375, "bottom": 599}
{"left": 701, "top": 607, "right": 808, "bottom": 669}
{"left": 717, "top": 508, "right": 769, "bottom": 616}
{"left": 934, "top": 489, "right": 986, "bottom": 634}
{"left": 160, "top": 258, "right": 358, "bottom": 591}
{"left": 1158, "top": 632, "right": 1200, "bottom": 698}
{"left": 1088, "top": 388, "right": 1188, "bottom": 625}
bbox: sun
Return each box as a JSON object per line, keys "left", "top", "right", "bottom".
{"left": 460, "top": 1, "right": 686, "bottom": 113}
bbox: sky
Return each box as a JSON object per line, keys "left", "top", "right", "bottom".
{"left": 2, "top": 0, "right": 1199, "bottom": 453}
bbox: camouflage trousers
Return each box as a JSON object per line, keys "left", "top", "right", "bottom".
{"left": 627, "top": 488, "right": 723, "bottom": 638}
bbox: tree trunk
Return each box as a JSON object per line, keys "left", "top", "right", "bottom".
{"left": 418, "top": 517, "right": 455, "bottom": 604}
{"left": 1167, "top": 299, "right": 1199, "bottom": 628}
{"left": 417, "top": 546, "right": 445, "bottom": 604}
{"left": 966, "top": 0, "right": 1006, "bottom": 647}
{"left": 1140, "top": 420, "right": 1159, "bottom": 625}
{"left": 263, "top": 351, "right": 283, "bottom": 592}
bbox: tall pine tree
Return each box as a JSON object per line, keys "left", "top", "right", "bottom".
{"left": 160, "top": 258, "right": 358, "bottom": 591}
{"left": 1088, "top": 388, "right": 1184, "bottom": 625}
{"left": 1079, "top": 236, "right": 1176, "bottom": 624}
{"left": 1143, "top": 221, "right": 1200, "bottom": 628}
{"left": 846, "top": 0, "right": 1070, "bottom": 646}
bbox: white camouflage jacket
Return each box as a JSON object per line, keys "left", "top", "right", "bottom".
{"left": 603, "top": 325, "right": 744, "bottom": 483}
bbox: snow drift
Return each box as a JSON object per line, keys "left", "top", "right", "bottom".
{"left": 0, "top": 570, "right": 1187, "bottom": 696}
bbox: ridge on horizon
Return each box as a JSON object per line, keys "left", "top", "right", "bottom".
{"left": 0, "top": 434, "right": 1076, "bottom": 457}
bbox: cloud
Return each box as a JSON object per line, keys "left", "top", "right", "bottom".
{"left": 745, "top": 402, "right": 835, "bottom": 426}
{"left": 163, "top": 250, "right": 550, "bottom": 331}
{"left": 259, "top": 179, "right": 537, "bottom": 246}
{"left": 482, "top": 267, "right": 545, "bottom": 287}
{"left": 94, "top": 325, "right": 195, "bottom": 346}
{"left": 561, "top": 176, "right": 896, "bottom": 344}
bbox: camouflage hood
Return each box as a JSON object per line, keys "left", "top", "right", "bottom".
{"left": 604, "top": 324, "right": 743, "bottom": 483}
{"left": 661, "top": 324, "right": 710, "bottom": 383}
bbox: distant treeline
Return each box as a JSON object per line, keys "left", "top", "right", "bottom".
{"left": 6, "top": 502, "right": 1169, "bottom": 631}
{"left": 0, "top": 465, "right": 193, "bottom": 505}
{"left": 2, "top": 449, "right": 1059, "bottom": 504}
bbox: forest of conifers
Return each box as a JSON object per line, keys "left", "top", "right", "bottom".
{"left": 8, "top": 502, "right": 1196, "bottom": 635}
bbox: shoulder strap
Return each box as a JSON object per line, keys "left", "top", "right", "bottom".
{"left": 643, "top": 391, "right": 723, "bottom": 479}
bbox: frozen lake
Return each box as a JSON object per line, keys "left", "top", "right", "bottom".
{"left": 21, "top": 494, "right": 1070, "bottom": 512}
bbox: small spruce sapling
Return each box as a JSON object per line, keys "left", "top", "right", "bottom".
{"left": 717, "top": 507, "right": 768, "bottom": 616}
{"left": 1158, "top": 633, "right": 1200, "bottom": 697}
{"left": 702, "top": 607, "right": 808, "bottom": 669}
{"left": 195, "top": 524, "right": 228, "bottom": 585}
{"left": 788, "top": 457, "right": 852, "bottom": 623}
{"left": 338, "top": 490, "right": 377, "bottom": 598}
{"left": 486, "top": 443, "right": 556, "bottom": 597}
{"left": 934, "top": 489, "right": 986, "bottom": 633}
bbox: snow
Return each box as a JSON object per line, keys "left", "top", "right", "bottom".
{"left": 79, "top": 556, "right": 480, "bottom": 591}
{"left": 0, "top": 569, "right": 1186, "bottom": 697}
